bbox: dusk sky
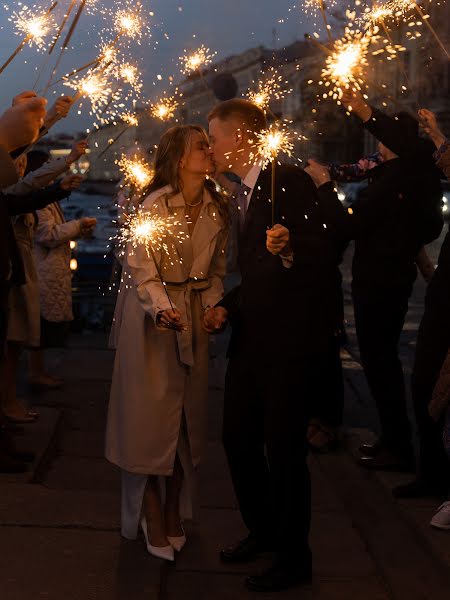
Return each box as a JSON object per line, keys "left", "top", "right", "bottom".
{"left": 0, "top": 1, "right": 317, "bottom": 133}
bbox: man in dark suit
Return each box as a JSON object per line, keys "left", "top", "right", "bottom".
{"left": 204, "top": 99, "right": 343, "bottom": 592}
{"left": 306, "top": 90, "right": 443, "bottom": 473}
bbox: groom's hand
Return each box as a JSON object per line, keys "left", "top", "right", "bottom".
{"left": 266, "top": 224, "right": 291, "bottom": 256}
{"left": 203, "top": 307, "right": 228, "bottom": 333}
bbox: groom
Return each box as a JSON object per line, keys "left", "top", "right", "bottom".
{"left": 203, "top": 99, "right": 343, "bottom": 592}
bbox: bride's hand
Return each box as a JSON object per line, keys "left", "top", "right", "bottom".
{"left": 157, "top": 309, "right": 186, "bottom": 331}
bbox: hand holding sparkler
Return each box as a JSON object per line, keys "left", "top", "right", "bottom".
{"left": 60, "top": 173, "right": 84, "bottom": 191}
{"left": 418, "top": 109, "right": 447, "bottom": 149}
{"left": 157, "top": 309, "right": 186, "bottom": 332}
{"left": 66, "top": 139, "right": 88, "bottom": 165}
{"left": 340, "top": 88, "right": 372, "bottom": 122}
{"left": 0, "top": 96, "right": 47, "bottom": 152}
{"left": 266, "top": 224, "right": 291, "bottom": 257}
{"left": 43, "top": 96, "right": 75, "bottom": 129}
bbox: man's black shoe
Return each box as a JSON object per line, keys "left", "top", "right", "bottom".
{"left": 245, "top": 562, "right": 312, "bottom": 592}
{"left": 358, "top": 449, "right": 415, "bottom": 473}
{"left": 358, "top": 442, "right": 381, "bottom": 457}
{"left": 392, "top": 478, "right": 448, "bottom": 499}
{"left": 220, "top": 537, "right": 273, "bottom": 564}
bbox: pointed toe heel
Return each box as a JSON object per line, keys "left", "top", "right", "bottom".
{"left": 140, "top": 517, "right": 174, "bottom": 562}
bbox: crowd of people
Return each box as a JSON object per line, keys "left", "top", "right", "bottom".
{"left": 1, "top": 86, "right": 450, "bottom": 593}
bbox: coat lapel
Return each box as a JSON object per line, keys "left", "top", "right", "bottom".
{"left": 190, "top": 189, "right": 222, "bottom": 261}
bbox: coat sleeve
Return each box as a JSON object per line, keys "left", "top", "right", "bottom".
{"left": 0, "top": 145, "right": 18, "bottom": 189}
{"left": 34, "top": 205, "right": 81, "bottom": 248}
{"left": 2, "top": 157, "right": 68, "bottom": 196}
{"left": 4, "top": 183, "right": 70, "bottom": 216}
{"left": 364, "top": 108, "right": 423, "bottom": 160}
{"left": 201, "top": 228, "right": 228, "bottom": 309}
{"left": 216, "top": 284, "right": 241, "bottom": 319}
{"left": 437, "top": 146, "right": 450, "bottom": 181}
{"left": 124, "top": 200, "right": 174, "bottom": 323}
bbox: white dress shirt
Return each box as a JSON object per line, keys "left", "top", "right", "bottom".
{"left": 240, "top": 163, "right": 294, "bottom": 268}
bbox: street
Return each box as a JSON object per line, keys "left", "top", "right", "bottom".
{"left": 1, "top": 231, "right": 450, "bottom": 600}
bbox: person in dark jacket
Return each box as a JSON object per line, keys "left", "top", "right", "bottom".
{"left": 204, "top": 99, "right": 343, "bottom": 593}
{"left": 306, "top": 89, "right": 443, "bottom": 472}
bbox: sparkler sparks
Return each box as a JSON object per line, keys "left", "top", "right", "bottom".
{"left": 11, "top": 4, "right": 57, "bottom": 49}
{"left": 304, "top": 0, "right": 336, "bottom": 15}
{"left": 65, "top": 71, "right": 113, "bottom": 114}
{"left": 114, "top": 6, "right": 144, "bottom": 40}
{"left": 251, "top": 123, "right": 295, "bottom": 169}
{"left": 150, "top": 96, "right": 179, "bottom": 121}
{"left": 116, "top": 154, "right": 154, "bottom": 191}
{"left": 121, "top": 111, "right": 139, "bottom": 126}
{"left": 321, "top": 30, "right": 370, "bottom": 97}
{"left": 180, "top": 45, "right": 216, "bottom": 74}
{"left": 247, "top": 68, "right": 292, "bottom": 110}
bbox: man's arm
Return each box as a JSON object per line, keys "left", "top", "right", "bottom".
{"left": 0, "top": 145, "right": 18, "bottom": 189}
{"left": 3, "top": 182, "right": 71, "bottom": 216}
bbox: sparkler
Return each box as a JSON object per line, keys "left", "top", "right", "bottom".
{"left": 92, "top": 112, "right": 139, "bottom": 161}
{"left": 116, "top": 154, "right": 153, "bottom": 191}
{"left": 65, "top": 70, "right": 113, "bottom": 116}
{"left": 0, "top": 2, "right": 58, "bottom": 75}
{"left": 247, "top": 68, "right": 292, "bottom": 111}
{"left": 321, "top": 29, "right": 370, "bottom": 98}
{"left": 251, "top": 123, "right": 295, "bottom": 226}
{"left": 150, "top": 96, "right": 179, "bottom": 121}
{"left": 180, "top": 45, "right": 216, "bottom": 75}
{"left": 304, "top": 0, "right": 334, "bottom": 44}
{"left": 118, "top": 210, "right": 187, "bottom": 317}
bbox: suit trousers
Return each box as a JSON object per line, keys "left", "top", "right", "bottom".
{"left": 222, "top": 347, "right": 317, "bottom": 567}
{"left": 411, "top": 294, "right": 450, "bottom": 489}
{"left": 352, "top": 286, "right": 414, "bottom": 457}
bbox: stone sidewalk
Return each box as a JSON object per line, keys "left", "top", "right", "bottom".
{"left": 0, "top": 329, "right": 449, "bottom": 600}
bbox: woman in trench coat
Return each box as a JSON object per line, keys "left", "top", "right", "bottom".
{"left": 105, "top": 125, "right": 229, "bottom": 561}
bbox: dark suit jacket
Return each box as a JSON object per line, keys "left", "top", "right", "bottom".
{"left": 316, "top": 108, "right": 443, "bottom": 291}
{"left": 218, "top": 163, "right": 343, "bottom": 361}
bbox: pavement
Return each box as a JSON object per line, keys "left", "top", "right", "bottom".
{"left": 1, "top": 233, "right": 450, "bottom": 599}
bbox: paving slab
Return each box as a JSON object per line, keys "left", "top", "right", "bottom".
{"left": 44, "top": 455, "right": 120, "bottom": 492}
{"left": 0, "top": 527, "right": 161, "bottom": 600}
{"left": 0, "top": 483, "right": 119, "bottom": 530}
{"left": 164, "top": 572, "right": 389, "bottom": 600}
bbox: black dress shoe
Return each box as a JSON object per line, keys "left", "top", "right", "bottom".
{"left": 359, "top": 442, "right": 381, "bottom": 457}
{"left": 245, "top": 562, "right": 312, "bottom": 592}
{"left": 358, "top": 449, "right": 415, "bottom": 473}
{"left": 220, "top": 536, "right": 273, "bottom": 564}
{"left": 392, "top": 478, "right": 448, "bottom": 499}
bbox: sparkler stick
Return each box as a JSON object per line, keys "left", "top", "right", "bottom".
{"left": 48, "top": 0, "right": 78, "bottom": 54}
{"left": 412, "top": 2, "right": 450, "bottom": 61}
{"left": 318, "top": 0, "right": 333, "bottom": 45}
{"left": 43, "top": 0, "right": 88, "bottom": 93}
{"left": 271, "top": 159, "right": 276, "bottom": 227}
{"left": 89, "top": 113, "right": 139, "bottom": 160}
{"left": 0, "top": 2, "right": 58, "bottom": 75}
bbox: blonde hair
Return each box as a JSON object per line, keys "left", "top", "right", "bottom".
{"left": 145, "top": 124, "right": 229, "bottom": 224}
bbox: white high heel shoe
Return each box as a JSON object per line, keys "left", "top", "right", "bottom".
{"left": 167, "top": 526, "right": 186, "bottom": 552}
{"left": 140, "top": 517, "right": 174, "bottom": 562}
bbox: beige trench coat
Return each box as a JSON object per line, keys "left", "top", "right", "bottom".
{"left": 105, "top": 185, "right": 228, "bottom": 475}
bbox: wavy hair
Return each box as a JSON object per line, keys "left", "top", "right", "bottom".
{"left": 144, "top": 124, "right": 229, "bottom": 225}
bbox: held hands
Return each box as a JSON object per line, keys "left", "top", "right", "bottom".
{"left": 203, "top": 307, "right": 228, "bottom": 333}
{"left": 266, "top": 224, "right": 291, "bottom": 256}
{"left": 66, "top": 139, "right": 88, "bottom": 164}
{"left": 340, "top": 88, "right": 372, "bottom": 122}
{"left": 157, "top": 308, "right": 186, "bottom": 331}
{"left": 305, "top": 159, "right": 331, "bottom": 188}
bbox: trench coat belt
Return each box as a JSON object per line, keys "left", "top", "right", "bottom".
{"left": 164, "top": 278, "right": 210, "bottom": 368}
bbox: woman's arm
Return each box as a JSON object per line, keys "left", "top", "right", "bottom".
{"left": 34, "top": 205, "right": 82, "bottom": 248}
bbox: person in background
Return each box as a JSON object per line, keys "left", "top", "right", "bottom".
{"left": 393, "top": 109, "right": 450, "bottom": 523}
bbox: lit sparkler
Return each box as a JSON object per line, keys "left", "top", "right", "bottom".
{"left": 304, "top": 0, "right": 334, "bottom": 43}
{"left": 0, "top": 2, "right": 58, "bottom": 75}
{"left": 180, "top": 45, "right": 216, "bottom": 74}
{"left": 247, "top": 68, "right": 292, "bottom": 110}
{"left": 321, "top": 29, "right": 370, "bottom": 97}
{"left": 65, "top": 70, "right": 113, "bottom": 114}
{"left": 114, "top": 6, "right": 144, "bottom": 40}
{"left": 150, "top": 96, "right": 179, "bottom": 121}
{"left": 116, "top": 154, "right": 153, "bottom": 191}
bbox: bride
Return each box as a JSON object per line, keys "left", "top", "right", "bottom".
{"left": 106, "top": 125, "right": 229, "bottom": 561}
